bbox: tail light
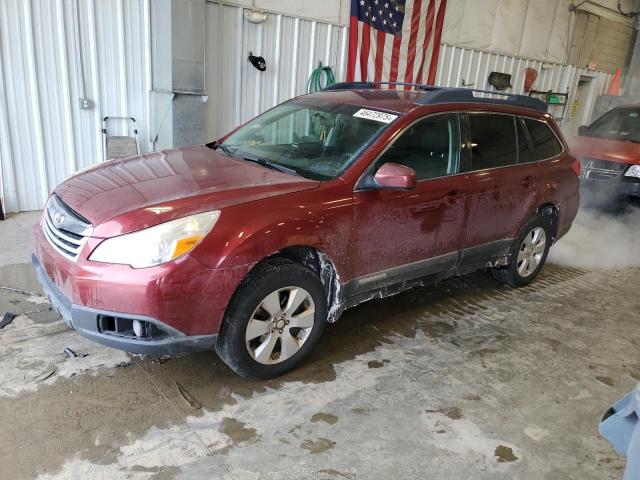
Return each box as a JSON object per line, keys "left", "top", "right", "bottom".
{"left": 570, "top": 159, "right": 581, "bottom": 177}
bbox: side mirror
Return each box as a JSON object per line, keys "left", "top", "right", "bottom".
{"left": 373, "top": 163, "right": 417, "bottom": 190}
{"left": 578, "top": 125, "right": 588, "bottom": 136}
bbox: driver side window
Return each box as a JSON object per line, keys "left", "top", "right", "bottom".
{"left": 376, "top": 114, "right": 460, "bottom": 180}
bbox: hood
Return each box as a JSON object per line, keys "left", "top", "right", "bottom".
{"left": 569, "top": 135, "right": 640, "bottom": 165}
{"left": 55, "top": 146, "right": 319, "bottom": 237}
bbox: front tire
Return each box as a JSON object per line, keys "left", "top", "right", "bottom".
{"left": 216, "top": 258, "right": 327, "bottom": 378}
{"left": 492, "top": 214, "right": 552, "bottom": 287}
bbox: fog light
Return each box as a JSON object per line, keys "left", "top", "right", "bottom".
{"left": 132, "top": 320, "right": 143, "bottom": 337}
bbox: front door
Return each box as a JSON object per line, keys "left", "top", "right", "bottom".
{"left": 350, "top": 113, "right": 469, "bottom": 295}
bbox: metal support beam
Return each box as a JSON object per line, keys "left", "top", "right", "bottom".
{"left": 150, "top": 0, "right": 206, "bottom": 150}
{"left": 622, "top": 2, "right": 640, "bottom": 97}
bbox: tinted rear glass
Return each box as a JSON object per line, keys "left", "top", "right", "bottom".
{"left": 524, "top": 119, "right": 563, "bottom": 160}
{"left": 469, "top": 114, "right": 517, "bottom": 170}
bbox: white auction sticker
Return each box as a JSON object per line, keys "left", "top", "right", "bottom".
{"left": 353, "top": 109, "right": 398, "bottom": 124}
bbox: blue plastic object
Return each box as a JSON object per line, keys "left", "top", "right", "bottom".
{"left": 599, "top": 384, "right": 640, "bottom": 480}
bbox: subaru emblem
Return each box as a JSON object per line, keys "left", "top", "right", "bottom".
{"left": 53, "top": 212, "right": 65, "bottom": 228}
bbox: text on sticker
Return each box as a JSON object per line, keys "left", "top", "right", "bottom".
{"left": 353, "top": 109, "right": 398, "bottom": 124}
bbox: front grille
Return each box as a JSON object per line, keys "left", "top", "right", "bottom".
{"left": 42, "top": 195, "right": 93, "bottom": 262}
{"left": 581, "top": 158, "right": 628, "bottom": 182}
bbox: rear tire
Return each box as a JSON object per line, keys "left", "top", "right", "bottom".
{"left": 215, "top": 258, "right": 327, "bottom": 378}
{"left": 492, "top": 214, "right": 552, "bottom": 287}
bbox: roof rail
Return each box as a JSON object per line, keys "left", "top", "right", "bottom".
{"left": 324, "top": 81, "right": 438, "bottom": 91}
{"left": 322, "top": 81, "right": 548, "bottom": 112}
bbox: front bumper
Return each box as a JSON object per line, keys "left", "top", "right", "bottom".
{"left": 33, "top": 222, "right": 252, "bottom": 337}
{"left": 580, "top": 162, "right": 640, "bottom": 198}
{"left": 33, "top": 254, "right": 217, "bottom": 356}
{"left": 581, "top": 178, "right": 640, "bottom": 198}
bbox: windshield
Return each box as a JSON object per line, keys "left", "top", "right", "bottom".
{"left": 582, "top": 107, "right": 640, "bottom": 143}
{"left": 220, "top": 100, "right": 395, "bottom": 180}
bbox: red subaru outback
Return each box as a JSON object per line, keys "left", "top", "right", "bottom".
{"left": 33, "top": 84, "right": 579, "bottom": 378}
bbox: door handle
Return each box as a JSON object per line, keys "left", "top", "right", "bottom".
{"left": 520, "top": 176, "right": 537, "bottom": 189}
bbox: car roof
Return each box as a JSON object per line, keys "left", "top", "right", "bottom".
{"left": 302, "top": 89, "right": 425, "bottom": 114}
{"left": 304, "top": 83, "right": 550, "bottom": 117}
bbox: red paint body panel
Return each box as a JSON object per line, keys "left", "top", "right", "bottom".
{"left": 33, "top": 224, "right": 250, "bottom": 335}
{"left": 373, "top": 162, "right": 417, "bottom": 188}
{"left": 463, "top": 162, "right": 542, "bottom": 246}
{"left": 353, "top": 174, "right": 469, "bottom": 275}
{"left": 56, "top": 146, "right": 319, "bottom": 237}
{"left": 569, "top": 136, "right": 640, "bottom": 165}
{"left": 32, "top": 90, "right": 579, "bottom": 342}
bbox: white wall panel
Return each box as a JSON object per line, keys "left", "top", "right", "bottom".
{"left": 436, "top": 43, "right": 613, "bottom": 125}
{"left": 442, "top": 0, "right": 634, "bottom": 67}
{"left": 0, "top": 0, "right": 151, "bottom": 213}
{"left": 205, "top": 1, "right": 348, "bottom": 140}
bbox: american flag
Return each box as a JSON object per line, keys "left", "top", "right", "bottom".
{"left": 347, "top": 0, "right": 447, "bottom": 85}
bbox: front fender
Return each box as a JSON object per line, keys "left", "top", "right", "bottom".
{"left": 189, "top": 186, "right": 355, "bottom": 278}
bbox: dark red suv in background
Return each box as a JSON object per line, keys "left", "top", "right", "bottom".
{"left": 570, "top": 104, "right": 640, "bottom": 201}
{"left": 33, "top": 83, "right": 580, "bottom": 378}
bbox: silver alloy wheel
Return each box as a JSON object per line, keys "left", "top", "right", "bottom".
{"left": 245, "top": 286, "right": 315, "bottom": 365}
{"left": 517, "top": 227, "right": 547, "bottom": 277}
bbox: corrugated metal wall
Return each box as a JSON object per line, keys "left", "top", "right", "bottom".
{"left": 0, "top": 0, "right": 151, "bottom": 213}
{"left": 205, "top": 1, "right": 348, "bottom": 140}
{"left": 1, "top": 0, "right": 615, "bottom": 213}
{"left": 435, "top": 43, "right": 613, "bottom": 126}
{"left": 204, "top": 1, "right": 612, "bottom": 140}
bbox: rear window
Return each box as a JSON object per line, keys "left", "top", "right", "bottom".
{"left": 468, "top": 114, "right": 517, "bottom": 170}
{"left": 524, "top": 119, "right": 563, "bottom": 160}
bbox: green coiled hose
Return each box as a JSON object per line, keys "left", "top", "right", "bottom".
{"left": 307, "top": 64, "right": 336, "bottom": 93}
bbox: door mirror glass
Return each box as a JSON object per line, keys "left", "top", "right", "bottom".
{"left": 373, "top": 163, "right": 417, "bottom": 189}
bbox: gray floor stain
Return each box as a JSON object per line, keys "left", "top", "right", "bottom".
{"left": 366, "top": 359, "right": 389, "bottom": 369}
{"left": 311, "top": 413, "right": 339, "bottom": 425}
{"left": 220, "top": 417, "right": 259, "bottom": 444}
{"left": 300, "top": 438, "right": 336, "bottom": 454}
{"left": 596, "top": 376, "right": 615, "bottom": 387}
{"left": 494, "top": 445, "right": 519, "bottom": 463}
{"left": 317, "top": 468, "right": 354, "bottom": 478}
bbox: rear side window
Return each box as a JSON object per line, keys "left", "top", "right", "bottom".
{"left": 524, "top": 119, "right": 563, "bottom": 160}
{"left": 468, "top": 114, "right": 518, "bottom": 170}
{"left": 376, "top": 114, "right": 460, "bottom": 180}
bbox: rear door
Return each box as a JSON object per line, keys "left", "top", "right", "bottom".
{"left": 460, "top": 113, "right": 541, "bottom": 268}
{"left": 350, "top": 113, "right": 469, "bottom": 295}
{"left": 524, "top": 117, "right": 577, "bottom": 236}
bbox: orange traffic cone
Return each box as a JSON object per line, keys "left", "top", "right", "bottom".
{"left": 607, "top": 68, "right": 622, "bottom": 96}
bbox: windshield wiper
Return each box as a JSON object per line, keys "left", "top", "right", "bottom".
{"left": 208, "top": 141, "right": 300, "bottom": 176}
{"left": 239, "top": 156, "right": 300, "bottom": 176}
{"left": 207, "top": 141, "right": 234, "bottom": 157}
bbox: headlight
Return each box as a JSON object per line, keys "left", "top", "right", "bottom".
{"left": 624, "top": 165, "right": 640, "bottom": 178}
{"left": 90, "top": 211, "right": 220, "bottom": 268}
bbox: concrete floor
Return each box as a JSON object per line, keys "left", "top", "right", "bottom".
{"left": 0, "top": 208, "right": 638, "bottom": 479}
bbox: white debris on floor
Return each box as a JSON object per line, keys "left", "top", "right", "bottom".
{"left": 0, "top": 314, "right": 130, "bottom": 397}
